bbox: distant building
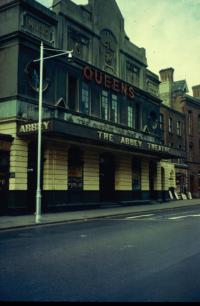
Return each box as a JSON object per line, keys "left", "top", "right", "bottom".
{"left": 159, "top": 68, "right": 200, "bottom": 198}
{"left": 0, "top": 0, "right": 183, "bottom": 213}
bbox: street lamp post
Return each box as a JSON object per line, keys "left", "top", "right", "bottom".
{"left": 34, "top": 41, "right": 73, "bottom": 223}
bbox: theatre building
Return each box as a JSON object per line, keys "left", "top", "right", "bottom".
{"left": 0, "top": 0, "right": 185, "bottom": 213}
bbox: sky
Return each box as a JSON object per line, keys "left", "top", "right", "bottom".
{"left": 37, "top": 0, "right": 200, "bottom": 94}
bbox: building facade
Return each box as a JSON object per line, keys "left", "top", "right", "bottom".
{"left": 159, "top": 68, "right": 200, "bottom": 198}
{"left": 0, "top": 0, "right": 183, "bottom": 214}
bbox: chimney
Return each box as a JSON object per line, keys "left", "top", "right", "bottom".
{"left": 159, "top": 68, "right": 174, "bottom": 82}
{"left": 192, "top": 85, "right": 200, "bottom": 99}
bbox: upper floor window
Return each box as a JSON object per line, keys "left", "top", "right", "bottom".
{"left": 160, "top": 113, "right": 164, "bottom": 130}
{"left": 80, "top": 82, "right": 90, "bottom": 114}
{"left": 128, "top": 105, "right": 134, "bottom": 128}
{"left": 177, "top": 121, "right": 182, "bottom": 136}
{"left": 68, "top": 74, "right": 78, "bottom": 111}
{"left": 110, "top": 94, "right": 118, "bottom": 123}
{"left": 135, "top": 104, "right": 140, "bottom": 130}
{"left": 189, "top": 142, "right": 194, "bottom": 161}
{"left": 188, "top": 111, "right": 193, "bottom": 135}
{"left": 168, "top": 117, "right": 173, "bottom": 134}
{"left": 127, "top": 62, "right": 140, "bottom": 87}
{"left": 101, "top": 90, "right": 109, "bottom": 121}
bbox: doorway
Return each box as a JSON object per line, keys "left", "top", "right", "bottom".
{"left": 189, "top": 175, "right": 195, "bottom": 196}
{"left": 0, "top": 151, "right": 10, "bottom": 212}
{"left": 161, "top": 167, "right": 166, "bottom": 201}
{"left": 99, "top": 153, "right": 115, "bottom": 202}
{"left": 0, "top": 151, "right": 10, "bottom": 191}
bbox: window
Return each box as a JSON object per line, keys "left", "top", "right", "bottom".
{"left": 80, "top": 82, "right": 90, "bottom": 114}
{"left": 68, "top": 74, "right": 78, "bottom": 111}
{"left": 188, "top": 111, "right": 193, "bottom": 135}
{"left": 128, "top": 106, "right": 133, "bottom": 128}
{"left": 110, "top": 94, "right": 118, "bottom": 123}
{"left": 127, "top": 62, "right": 140, "bottom": 87}
{"left": 189, "top": 142, "right": 194, "bottom": 161}
{"left": 91, "top": 87, "right": 100, "bottom": 118}
{"left": 177, "top": 121, "right": 182, "bottom": 136}
{"left": 101, "top": 90, "right": 109, "bottom": 120}
{"left": 168, "top": 117, "right": 173, "bottom": 134}
{"left": 160, "top": 114, "right": 164, "bottom": 130}
{"left": 135, "top": 104, "right": 140, "bottom": 130}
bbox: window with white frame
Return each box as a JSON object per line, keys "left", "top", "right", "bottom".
{"left": 168, "top": 117, "right": 173, "bottom": 134}
{"left": 110, "top": 94, "right": 118, "bottom": 123}
{"left": 128, "top": 105, "right": 133, "bottom": 128}
{"left": 160, "top": 113, "right": 164, "bottom": 130}
{"left": 177, "top": 121, "right": 182, "bottom": 136}
{"left": 101, "top": 90, "right": 109, "bottom": 121}
{"left": 80, "top": 82, "right": 90, "bottom": 114}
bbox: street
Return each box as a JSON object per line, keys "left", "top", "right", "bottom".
{"left": 1, "top": 206, "right": 200, "bottom": 302}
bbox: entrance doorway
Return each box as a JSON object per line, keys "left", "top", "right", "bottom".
{"left": 0, "top": 151, "right": 9, "bottom": 191}
{"left": 189, "top": 175, "right": 195, "bottom": 195}
{"left": 161, "top": 167, "right": 166, "bottom": 201}
{"left": 99, "top": 153, "right": 115, "bottom": 202}
{"left": 0, "top": 151, "right": 10, "bottom": 212}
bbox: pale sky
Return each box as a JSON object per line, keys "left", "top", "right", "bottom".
{"left": 37, "top": 0, "right": 200, "bottom": 94}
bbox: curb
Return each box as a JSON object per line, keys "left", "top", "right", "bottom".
{"left": 0, "top": 202, "right": 199, "bottom": 231}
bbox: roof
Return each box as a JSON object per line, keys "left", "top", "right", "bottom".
{"left": 172, "top": 80, "right": 189, "bottom": 93}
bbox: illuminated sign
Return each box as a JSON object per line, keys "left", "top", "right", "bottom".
{"left": 83, "top": 66, "right": 135, "bottom": 99}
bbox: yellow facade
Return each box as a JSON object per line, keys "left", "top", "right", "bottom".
{"left": 115, "top": 154, "right": 132, "bottom": 191}
{"left": 0, "top": 121, "right": 28, "bottom": 191}
{"left": 83, "top": 149, "right": 99, "bottom": 191}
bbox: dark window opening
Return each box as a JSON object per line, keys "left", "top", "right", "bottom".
{"left": 68, "top": 146, "right": 83, "bottom": 191}
{"left": 68, "top": 74, "right": 78, "bottom": 111}
{"left": 132, "top": 157, "right": 141, "bottom": 191}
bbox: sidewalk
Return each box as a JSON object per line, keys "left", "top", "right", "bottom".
{"left": 0, "top": 199, "right": 200, "bottom": 231}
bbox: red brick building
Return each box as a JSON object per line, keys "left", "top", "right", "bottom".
{"left": 159, "top": 68, "right": 200, "bottom": 198}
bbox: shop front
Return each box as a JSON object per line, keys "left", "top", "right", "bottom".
{"left": 4, "top": 116, "right": 183, "bottom": 213}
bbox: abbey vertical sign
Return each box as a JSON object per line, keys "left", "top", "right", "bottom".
{"left": 18, "top": 121, "right": 51, "bottom": 135}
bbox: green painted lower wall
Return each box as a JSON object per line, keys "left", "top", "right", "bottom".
{"left": 0, "top": 189, "right": 170, "bottom": 215}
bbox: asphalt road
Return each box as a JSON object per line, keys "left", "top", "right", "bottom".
{"left": 1, "top": 206, "right": 200, "bottom": 302}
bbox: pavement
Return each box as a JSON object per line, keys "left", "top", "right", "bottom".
{"left": 0, "top": 198, "right": 200, "bottom": 231}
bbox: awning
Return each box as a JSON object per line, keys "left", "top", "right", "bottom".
{"left": 17, "top": 119, "right": 186, "bottom": 159}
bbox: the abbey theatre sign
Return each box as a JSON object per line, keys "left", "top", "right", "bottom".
{"left": 17, "top": 119, "right": 185, "bottom": 158}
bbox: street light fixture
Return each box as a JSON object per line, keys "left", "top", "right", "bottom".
{"left": 33, "top": 41, "right": 73, "bottom": 223}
